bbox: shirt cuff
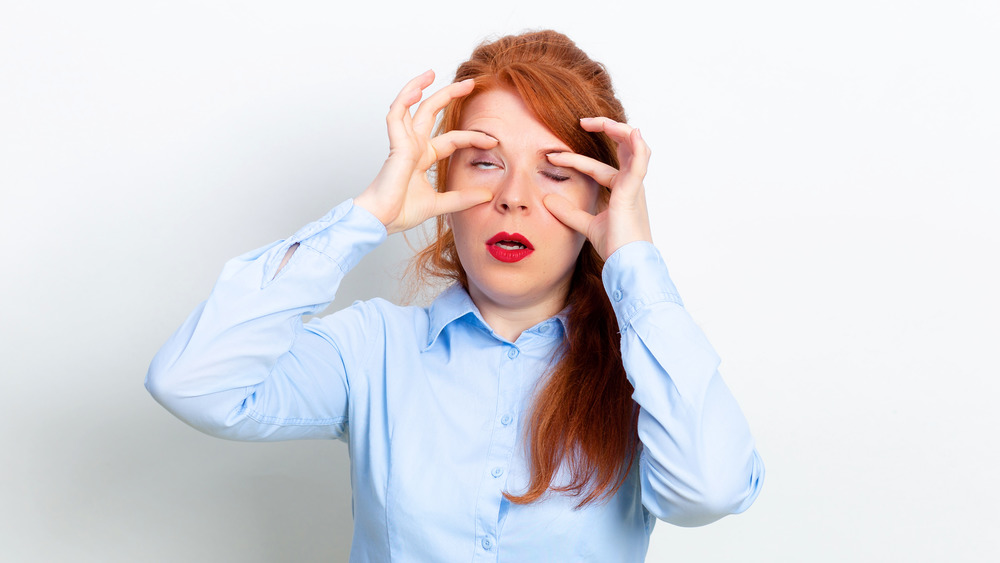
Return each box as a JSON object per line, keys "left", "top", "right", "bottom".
{"left": 262, "top": 199, "right": 388, "bottom": 284}
{"left": 601, "top": 241, "right": 684, "bottom": 329}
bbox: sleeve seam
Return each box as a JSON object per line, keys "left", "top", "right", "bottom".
{"left": 260, "top": 239, "right": 351, "bottom": 289}
{"left": 360, "top": 300, "right": 381, "bottom": 372}
{"left": 244, "top": 409, "right": 349, "bottom": 427}
{"left": 239, "top": 315, "right": 350, "bottom": 428}
{"left": 617, "top": 292, "right": 685, "bottom": 328}
{"left": 297, "top": 240, "right": 353, "bottom": 274}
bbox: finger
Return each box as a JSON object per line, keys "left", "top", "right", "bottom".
{"left": 578, "top": 121, "right": 652, "bottom": 192}
{"left": 387, "top": 70, "right": 435, "bottom": 120}
{"left": 412, "top": 78, "right": 476, "bottom": 136}
{"left": 386, "top": 70, "right": 435, "bottom": 148}
{"left": 620, "top": 128, "right": 650, "bottom": 181}
{"left": 434, "top": 187, "right": 493, "bottom": 216}
{"left": 430, "top": 130, "right": 498, "bottom": 160}
{"left": 543, "top": 193, "right": 596, "bottom": 237}
{"left": 579, "top": 116, "right": 634, "bottom": 144}
{"left": 581, "top": 119, "right": 650, "bottom": 161}
{"left": 546, "top": 152, "right": 618, "bottom": 188}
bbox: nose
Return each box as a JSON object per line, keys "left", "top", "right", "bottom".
{"left": 493, "top": 169, "right": 536, "bottom": 214}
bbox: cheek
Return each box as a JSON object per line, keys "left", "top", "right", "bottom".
{"left": 448, "top": 209, "right": 467, "bottom": 235}
{"left": 447, "top": 207, "right": 481, "bottom": 249}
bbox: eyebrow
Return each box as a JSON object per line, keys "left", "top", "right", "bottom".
{"left": 467, "top": 128, "right": 572, "bottom": 156}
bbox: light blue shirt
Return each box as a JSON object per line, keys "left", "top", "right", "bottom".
{"left": 146, "top": 200, "right": 764, "bottom": 562}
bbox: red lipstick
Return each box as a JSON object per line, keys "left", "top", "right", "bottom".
{"left": 486, "top": 232, "right": 534, "bottom": 263}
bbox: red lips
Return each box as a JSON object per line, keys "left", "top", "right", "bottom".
{"left": 486, "top": 232, "right": 534, "bottom": 263}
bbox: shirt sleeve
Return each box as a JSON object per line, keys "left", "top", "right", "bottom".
{"left": 145, "top": 199, "right": 387, "bottom": 441}
{"left": 602, "top": 241, "right": 765, "bottom": 527}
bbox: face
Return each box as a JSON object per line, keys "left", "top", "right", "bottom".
{"left": 446, "top": 88, "right": 601, "bottom": 317}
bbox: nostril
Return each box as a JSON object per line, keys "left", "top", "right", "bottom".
{"left": 498, "top": 202, "right": 527, "bottom": 212}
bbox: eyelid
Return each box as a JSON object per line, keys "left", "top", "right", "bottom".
{"left": 542, "top": 166, "right": 572, "bottom": 181}
{"left": 470, "top": 154, "right": 502, "bottom": 169}
{"left": 468, "top": 147, "right": 499, "bottom": 161}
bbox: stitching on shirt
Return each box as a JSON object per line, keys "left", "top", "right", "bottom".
{"left": 619, "top": 292, "right": 684, "bottom": 328}
{"left": 382, "top": 308, "right": 392, "bottom": 562}
{"left": 262, "top": 238, "right": 353, "bottom": 291}
{"left": 244, "top": 409, "right": 349, "bottom": 426}
{"left": 260, "top": 241, "right": 296, "bottom": 289}
{"left": 298, "top": 241, "right": 352, "bottom": 275}
{"left": 243, "top": 316, "right": 350, "bottom": 428}
{"left": 470, "top": 346, "right": 505, "bottom": 560}
{"left": 360, "top": 300, "right": 381, "bottom": 370}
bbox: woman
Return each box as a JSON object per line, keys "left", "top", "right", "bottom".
{"left": 147, "top": 30, "right": 764, "bottom": 561}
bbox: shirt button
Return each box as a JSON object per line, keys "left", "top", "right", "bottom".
{"left": 491, "top": 467, "right": 504, "bottom": 478}
{"left": 507, "top": 348, "right": 519, "bottom": 359}
{"left": 482, "top": 537, "right": 493, "bottom": 550}
{"left": 500, "top": 414, "right": 513, "bottom": 426}
{"left": 539, "top": 324, "right": 549, "bottom": 333}
{"left": 613, "top": 289, "right": 623, "bottom": 302}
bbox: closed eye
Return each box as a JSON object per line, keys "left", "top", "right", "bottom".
{"left": 542, "top": 170, "right": 571, "bottom": 182}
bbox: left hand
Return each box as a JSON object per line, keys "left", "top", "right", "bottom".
{"left": 542, "top": 117, "right": 653, "bottom": 261}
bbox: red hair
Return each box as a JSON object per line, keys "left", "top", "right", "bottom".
{"left": 411, "top": 30, "right": 639, "bottom": 507}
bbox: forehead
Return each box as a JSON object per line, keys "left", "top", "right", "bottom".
{"left": 458, "top": 89, "right": 571, "bottom": 152}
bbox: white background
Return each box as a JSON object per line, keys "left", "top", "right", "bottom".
{"left": 2, "top": 1, "right": 998, "bottom": 561}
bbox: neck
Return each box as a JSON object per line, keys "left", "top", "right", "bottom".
{"left": 469, "top": 286, "right": 567, "bottom": 342}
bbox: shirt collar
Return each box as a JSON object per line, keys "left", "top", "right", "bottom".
{"left": 424, "top": 284, "right": 570, "bottom": 351}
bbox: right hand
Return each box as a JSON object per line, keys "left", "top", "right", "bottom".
{"left": 354, "top": 70, "right": 498, "bottom": 235}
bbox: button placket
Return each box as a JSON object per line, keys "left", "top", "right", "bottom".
{"left": 471, "top": 343, "right": 522, "bottom": 561}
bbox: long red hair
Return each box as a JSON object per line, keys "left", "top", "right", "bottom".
{"left": 411, "top": 30, "right": 639, "bottom": 507}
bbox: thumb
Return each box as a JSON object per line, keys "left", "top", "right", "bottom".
{"left": 543, "top": 194, "right": 594, "bottom": 237}
{"left": 435, "top": 188, "right": 494, "bottom": 216}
